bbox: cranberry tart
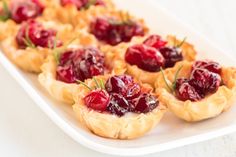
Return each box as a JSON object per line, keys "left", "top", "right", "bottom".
{"left": 72, "top": 9, "right": 148, "bottom": 46}
{"left": 0, "top": 0, "right": 45, "bottom": 41}
{"left": 155, "top": 60, "right": 236, "bottom": 122}
{"left": 38, "top": 42, "right": 126, "bottom": 104}
{"left": 42, "top": 0, "right": 114, "bottom": 26}
{"left": 72, "top": 74, "right": 166, "bottom": 139}
{"left": 102, "top": 35, "right": 196, "bottom": 86}
{"left": 0, "top": 19, "right": 74, "bottom": 73}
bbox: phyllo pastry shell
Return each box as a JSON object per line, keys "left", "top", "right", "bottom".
{"left": 38, "top": 44, "right": 126, "bottom": 104}
{"left": 155, "top": 61, "right": 236, "bottom": 122}
{"left": 0, "top": 19, "right": 75, "bottom": 73}
{"left": 72, "top": 75, "right": 166, "bottom": 139}
{"left": 42, "top": 0, "right": 114, "bottom": 27}
{"left": 0, "top": 20, "right": 18, "bottom": 41}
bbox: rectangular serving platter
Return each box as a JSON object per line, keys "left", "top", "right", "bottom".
{"left": 1, "top": 0, "right": 236, "bottom": 156}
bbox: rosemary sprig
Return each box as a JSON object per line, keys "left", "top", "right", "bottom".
{"left": 172, "top": 65, "right": 183, "bottom": 90}
{"left": 52, "top": 33, "right": 61, "bottom": 64}
{"left": 160, "top": 65, "right": 183, "bottom": 93}
{"left": 76, "top": 80, "right": 93, "bottom": 91}
{"left": 109, "top": 12, "right": 133, "bottom": 26}
{"left": 53, "top": 36, "right": 77, "bottom": 64}
{"left": 93, "top": 77, "right": 100, "bottom": 89}
{"left": 160, "top": 67, "right": 173, "bottom": 93}
{"left": 176, "top": 37, "right": 187, "bottom": 48}
{"left": 83, "top": 0, "right": 96, "bottom": 10}
{"left": 76, "top": 77, "right": 105, "bottom": 91}
{"left": 23, "top": 26, "right": 36, "bottom": 48}
{"left": 0, "top": 0, "right": 11, "bottom": 21}
{"left": 99, "top": 79, "right": 105, "bottom": 89}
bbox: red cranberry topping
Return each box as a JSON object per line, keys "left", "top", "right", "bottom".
{"left": 84, "top": 75, "right": 159, "bottom": 116}
{"left": 105, "top": 75, "right": 141, "bottom": 100}
{"left": 105, "top": 75, "right": 127, "bottom": 94}
{"left": 16, "top": 20, "right": 62, "bottom": 49}
{"left": 189, "top": 68, "right": 221, "bottom": 94}
{"left": 60, "top": 0, "right": 104, "bottom": 10}
{"left": 84, "top": 89, "right": 109, "bottom": 111}
{"left": 143, "top": 35, "right": 167, "bottom": 49}
{"left": 126, "top": 83, "right": 141, "bottom": 100}
{"left": 192, "top": 60, "right": 222, "bottom": 75}
{"left": 90, "top": 17, "right": 145, "bottom": 45}
{"left": 133, "top": 94, "right": 158, "bottom": 113}
{"left": 11, "top": 0, "right": 44, "bottom": 23}
{"left": 175, "top": 78, "right": 188, "bottom": 89}
{"left": 56, "top": 47, "right": 105, "bottom": 83}
{"left": 105, "top": 75, "right": 133, "bottom": 94}
{"left": 173, "top": 61, "right": 222, "bottom": 101}
{"left": 125, "top": 44, "right": 165, "bottom": 72}
{"left": 143, "top": 35, "right": 184, "bottom": 68}
{"left": 159, "top": 47, "right": 183, "bottom": 68}
{"left": 107, "top": 93, "right": 129, "bottom": 117}
{"left": 175, "top": 80, "right": 203, "bottom": 101}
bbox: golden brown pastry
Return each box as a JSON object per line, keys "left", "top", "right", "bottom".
{"left": 0, "top": 19, "right": 75, "bottom": 73}
{"left": 72, "top": 74, "right": 166, "bottom": 139}
{"left": 42, "top": 0, "right": 115, "bottom": 26}
{"left": 38, "top": 42, "right": 126, "bottom": 104}
{"left": 155, "top": 60, "right": 236, "bottom": 122}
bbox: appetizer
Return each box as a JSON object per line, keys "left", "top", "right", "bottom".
{"left": 102, "top": 35, "right": 196, "bottom": 86}
{"left": 73, "top": 75, "right": 166, "bottom": 139}
{"left": 155, "top": 60, "right": 236, "bottom": 121}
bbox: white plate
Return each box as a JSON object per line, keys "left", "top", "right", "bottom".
{"left": 1, "top": 0, "right": 236, "bottom": 156}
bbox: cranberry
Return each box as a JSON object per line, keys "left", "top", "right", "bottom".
{"left": 11, "top": 0, "right": 44, "bottom": 23}
{"left": 105, "top": 75, "right": 127, "bottom": 94}
{"left": 90, "top": 17, "right": 110, "bottom": 40}
{"left": 16, "top": 20, "right": 61, "bottom": 49}
{"left": 159, "top": 47, "right": 183, "bottom": 68}
{"left": 84, "top": 89, "right": 109, "bottom": 111}
{"left": 132, "top": 94, "right": 158, "bottom": 113}
{"left": 60, "top": 0, "right": 104, "bottom": 10}
{"left": 105, "top": 75, "right": 133, "bottom": 93}
{"left": 126, "top": 83, "right": 141, "bottom": 100}
{"left": 189, "top": 68, "right": 221, "bottom": 94}
{"left": 105, "top": 75, "right": 141, "bottom": 99}
{"left": 175, "top": 78, "right": 189, "bottom": 89}
{"left": 56, "top": 64, "right": 78, "bottom": 83}
{"left": 125, "top": 44, "right": 165, "bottom": 72}
{"left": 175, "top": 79, "right": 203, "bottom": 101}
{"left": 90, "top": 17, "right": 145, "bottom": 45}
{"left": 192, "top": 60, "right": 222, "bottom": 74}
{"left": 107, "top": 93, "right": 129, "bottom": 116}
{"left": 143, "top": 35, "right": 167, "bottom": 49}
{"left": 56, "top": 47, "right": 105, "bottom": 83}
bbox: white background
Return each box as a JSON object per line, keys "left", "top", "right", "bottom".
{"left": 1, "top": 0, "right": 236, "bottom": 156}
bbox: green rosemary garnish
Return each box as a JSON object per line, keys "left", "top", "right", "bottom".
{"left": 172, "top": 65, "right": 183, "bottom": 90}
{"left": 0, "top": 1, "right": 11, "bottom": 21}
{"left": 53, "top": 36, "right": 77, "bottom": 64}
{"left": 160, "top": 67, "right": 173, "bottom": 93}
{"left": 52, "top": 33, "right": 61, "bottom": 64}
{"left": 76, "top": 80, "right": 93, "bottom": 91}
{"left": 77, "top": 77, "right": 105, "bottom": 91}
{"left": 99, "top": 79, "right": 105, "bottom": 89}
{"left": 160, "top": 65, "right": 183, "bottom": 93}
{"left": 176, "top": 37, "right": 187, "bottom": 48}
{"left": 109, "top": 12, "right": 133, "bottom": 26}
{"left": 93, "top": 77, "right": 100, "bottom": 89}
{"left": 83, "top": 0, "right": 96, "bottom": 10}
{"left": 22, "top": 26, "right": 36, "bottom": 48}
